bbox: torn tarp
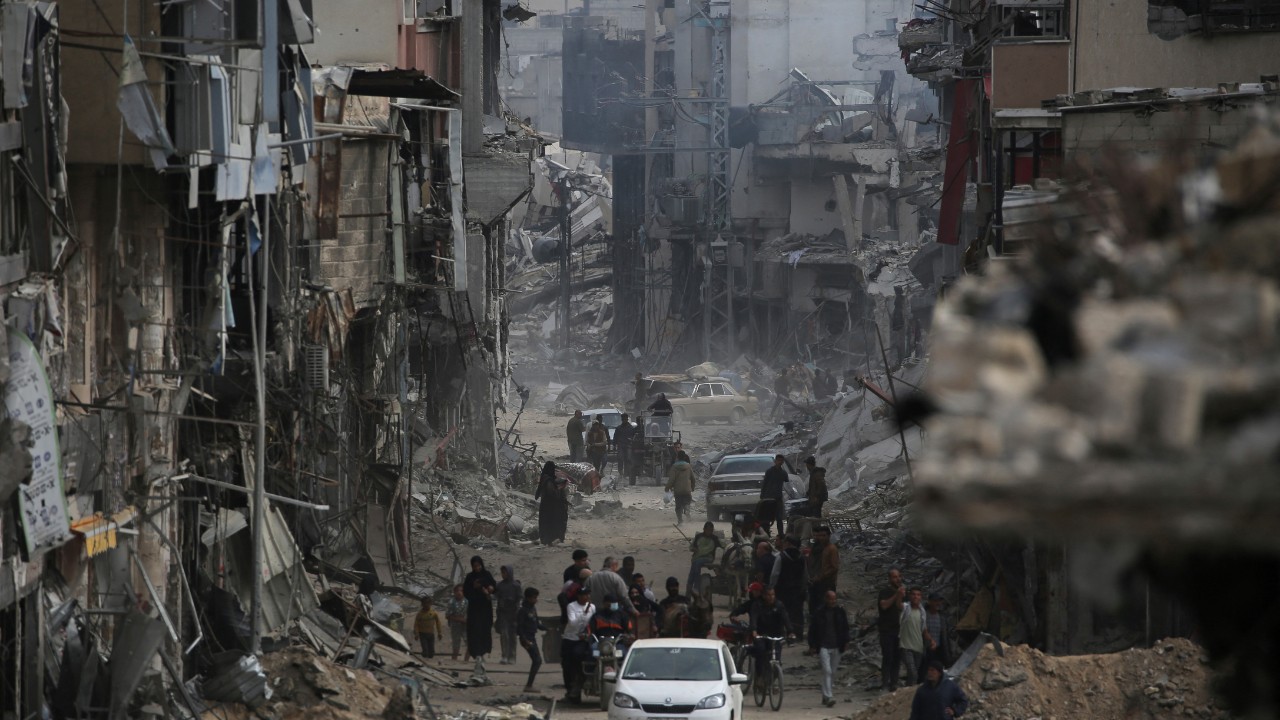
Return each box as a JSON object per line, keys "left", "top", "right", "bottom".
{"left": 117, "top": 36, "right": 175, "bottom": 169}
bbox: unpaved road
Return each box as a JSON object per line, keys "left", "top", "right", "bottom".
{"left": 416, "top": 402, "right": 883, "bottom": 719}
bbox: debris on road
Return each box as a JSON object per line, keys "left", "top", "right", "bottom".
{"left": 849, "top": 638, "right": 1226, "bottom": 720}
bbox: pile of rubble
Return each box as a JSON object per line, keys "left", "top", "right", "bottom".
{"left": 850, "top": 638, "right": 1227, "bottom": 720}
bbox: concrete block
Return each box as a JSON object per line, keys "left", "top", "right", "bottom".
{"left": 1171, "top": 274, "right": 1280, "bottom": 353}
{"left": 1142, "top": 368, "right": 1204, "bottom": 453}
{"left": 927, "top": 319, "right": 1047, "bottom": 402}
{"left": 1074, "top": 298, "right": 1180, "bottom": 356}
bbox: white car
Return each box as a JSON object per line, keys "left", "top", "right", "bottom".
{"left": 606, "top": 638, "right": 748, "bottom": 720}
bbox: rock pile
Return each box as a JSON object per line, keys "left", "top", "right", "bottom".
{"left": 850, "top": 638, "right": 1227, "bottom": 720}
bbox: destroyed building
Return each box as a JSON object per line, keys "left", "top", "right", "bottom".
{"left": 0, "top": 0, "right": 532, "bottom": 715}
{"left": 492, "top": 1, "right": 942, "bottom": 370}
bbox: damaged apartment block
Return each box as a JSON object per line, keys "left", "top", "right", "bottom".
{"left": 0, "top": 0, "right": 532, "bottom": 715}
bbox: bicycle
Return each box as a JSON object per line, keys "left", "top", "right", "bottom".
{"left": 751, "top": 635, "right": 786, "bottom": 711}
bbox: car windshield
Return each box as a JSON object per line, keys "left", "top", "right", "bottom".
{"left": 714, "top": 457, "right": 775, "bottom": 476}
{"left": 597, "top": 413, "right": 622, "bottom": 428}
{"left": 678, "top": 381, "right": 697, "bottom": 397}
{"left": 622, "top": 647, "right": 722, "bottom": 681}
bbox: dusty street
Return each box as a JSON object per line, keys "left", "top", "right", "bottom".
{"left": 412, "top": 399, "right": 884, "bottom": 719}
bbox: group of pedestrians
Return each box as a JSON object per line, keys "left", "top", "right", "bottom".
{"left": 556, "top": 550, "right": 661, "bottom": 704}
{"left": 411, "top": 557, "right": 540, "bottom": 687}
{"left": 873, "top": 568, "right": 969, "bottom": 718}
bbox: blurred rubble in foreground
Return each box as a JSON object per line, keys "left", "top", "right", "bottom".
{"left": 915, "top": 104, "right": 1280, "bottom": 715}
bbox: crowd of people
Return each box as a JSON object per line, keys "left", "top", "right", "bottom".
{"left": 409, "top": 543, "right": 965, "bottom": 717}
{"left": 411, "top": 548, "right": 703, "bottom": 704}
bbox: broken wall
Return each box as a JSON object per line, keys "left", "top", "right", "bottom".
{"left": 1061, "top": 94, "right": 1271, "bottom": 158}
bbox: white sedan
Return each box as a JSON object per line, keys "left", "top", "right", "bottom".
{"left": 606, "top": 638, "right": 748, "bottom": 720}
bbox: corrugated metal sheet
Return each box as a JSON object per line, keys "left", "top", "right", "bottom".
{"left": 258, "top": 504, "right": 320, "bottom": 633}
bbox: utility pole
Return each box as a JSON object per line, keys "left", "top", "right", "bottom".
{"left": 699, "top": 0, "right": 734, "bottom": 361}
{"left": 250, "top": 0, "right": 277, "bottom": 655}
{"left": 558, "top": 182, "right": 572, "bottom": 350}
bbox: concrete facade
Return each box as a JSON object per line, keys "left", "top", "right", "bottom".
{"left": 1071, "top": 0, "right": 1279, "bottom": 92}
{"left": 319, "top": 141, "right": 390, "bottom": 309}
{"left": 309, "top": 0, "right": 401, "bottom": 66}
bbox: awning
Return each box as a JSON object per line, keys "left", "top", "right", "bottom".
{"left": 347, "top": 69, "right": 459, "bottom": 102}
{"left": 70, "top": 507, "right": 138, "bottom": 558}
{"left": 938, "top": 78, "right": 978, "bottom": 246}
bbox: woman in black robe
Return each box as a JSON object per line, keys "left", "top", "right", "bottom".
{"left": 463, "top": 555, "right": 497, "bottom": 659}
{"left": 535, "top": 462, "right": 569, "bottom": 545}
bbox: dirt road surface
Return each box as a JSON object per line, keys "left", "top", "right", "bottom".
{"left": 415, "top": 403, "right": 883, "bottom": 719}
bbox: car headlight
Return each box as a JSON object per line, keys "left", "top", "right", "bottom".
{"left": 696, "top": 694, "right": 726, "bottom": 709}
{"left": 613, "top": 693, "right": 640, "bottom": 709}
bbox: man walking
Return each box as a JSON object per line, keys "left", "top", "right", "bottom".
{"left": 586, "top": 416, "right": 609, "bottom": 474}
{"left": 809, "top": 590, "right": 850, "bottom": 708}
{"left": 900, "top": 587, "right": 934, "bottom": 686}
{"left": 807, "top": 525, "right": 839, "bottom": 619}
{"left": 566, "top": 410, "right": 586, "bottom": 462}
{"left": 561, "top": 587, "right": 596, "bottom": 703}
{"left": 759, "top": 455, "right": 789, "bottom": 535}
{"left": 769, "top": 373, "right": 789, "bottom": 420}
{"left": 803, "top": 456, "right": 828, "bottom": 518}
{"left": 495, "top": 565, "right": 523, "bottom": 664}
{"left": 771, "top": 535, "right": 807, "bottom": 636}
{"left": 910, "top": 661, "right": 969, "bottom": 719}
{"left": 665, "top": 451, "right": 695, "bottom": 524}
{"left": 517, "top": 587, "right": 546, "bottom": 692}
{"left": 877, "top": 568, "right": 906, "bottom": 691}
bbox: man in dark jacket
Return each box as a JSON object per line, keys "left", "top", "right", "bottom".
{"left": 566, "top": 411, "right": 586, "bottom": 462}
{"left": 773, "top": 535, "right": 808, "bottom": 636}
{"left": 759, "top": 455, "right": 789, "bottom": 535}
{"left": 910, "top": 660, "right": 969, "bottom": 719}
{"left": 564, "top": 549, "right": 590, "bottom": 584}
{"left": 748, "top": 587, "right": 794, "bottom": 667}
{"left": 809, "top": 590, "right": 850, "bottom": 707}
{"left": 803, "top": 456, "right": 828, "bottom": 517}
{"left": 516, "top": 587, "right": 546, "bottom": 692}
{"left": 648, "top": 393, "right": 673, "bottom": 416}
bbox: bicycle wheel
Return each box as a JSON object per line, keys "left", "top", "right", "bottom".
{"left": 752, "top": 657, "right": 767, "bottom": 707}
{"left": 768, "top": 662, "right": 784, "bottom": 711}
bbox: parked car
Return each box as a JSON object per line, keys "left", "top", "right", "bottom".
{"left": 666, "top": 377, "right": 758, "bottom": 425}
{"left": 605, "top": 638, "right": 748, "bottom": 720}
{"left": 704, "top": 453, "right": 806, "bottom": 522}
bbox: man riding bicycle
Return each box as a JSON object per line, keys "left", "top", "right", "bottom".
{"left": 748, "top": 587, "right": 795, "bottom": 664}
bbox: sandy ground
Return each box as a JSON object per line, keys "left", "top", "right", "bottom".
{"left": 411, "top": 401, "right": 883, "bottom": 719}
